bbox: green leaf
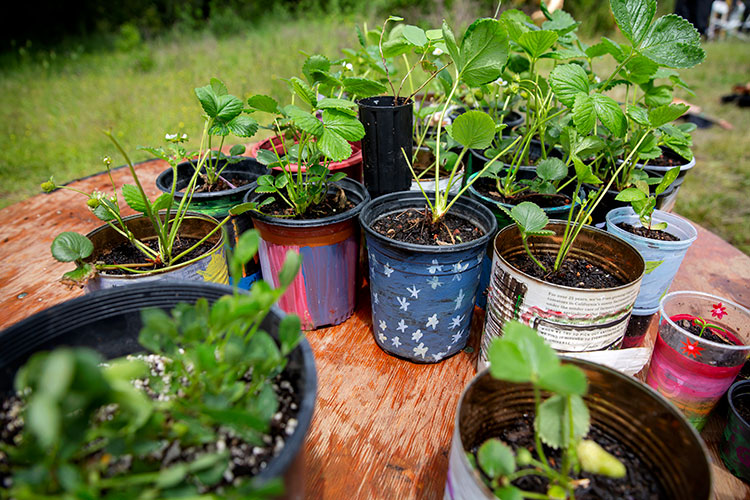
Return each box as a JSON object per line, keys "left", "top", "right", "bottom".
{"left": 488, "top": 337, "right": 532, "bottom": 383}
{"left": 317, "top": 97, "right": 357, "bottom": 112}
{"left": 256, "top": 149, "right": 280, "bottom": 166}
{"left": 279, "top": 314, "right": 302, "bottom": 356}
{"left": 27, "top": 393, "right": 60, "bottom": 448}
{"left": 644, "top": 85, "right": 673, "bottom": 107}
{"left": 517, "top": 30, "right": 558, "bottom": 59}
{"left": 549, "top": 64, "right": 589, "bottom": 108}
{"left": 627, "top": 105, "right": 650, "bottom": 126}
{"left": 592, "top": 94, "right": 627, "bottom": 137}
{"left": 214, "top": 94, "right": 244, "bottom": 122}
{"left": 536, "top": 158, "right": 567, "bottom": 182}
{"left": 442, "top": 20, "right": 461, "bottom": 70}
{"left": 615, "top": 187, "right": 647, "bottom": 202}
{"left": 644, "top": 260, "right": 664, "bottom": 274}
{"left": 210, "top": 77, "right": 228, "bottom": 96}
{"left": 538, "top": 364, "right": 588, "bottom": 396}
{"left": 496, "top": 486, "right": 524, "bottom": 500}
{"left": 40, "top": 350, "right": 74, "bottom": 400}
{"left": 625, "top": 55, "right": 658, "bottom": 84}
{"left": 477, "top": 439, "right": 516, "bottom": 479}
{"left": 573, "top": 94, "right": 596, "bottom": 135}
{"left": 122, "top": 184, "right": 148, "bottom": 212}
{"left": 610, "top": 0, "right": 656, "bottom": 46}
{"left": 233, "top": 230, "right": 260, "bottom": 269}
{"left": 402, "top": 25, "right": 428, "bottom": 47}
{"left": 640, "top": 14, "right": 705, "bottom": 68}
{"left": 195, "top": 84, "right": 219, "bottom": 117}
{"left": 504, "top": 202, "right": 554, "bottom": 235}
{"left": 286, "top": 105, "right": 324, "bottom": 136}
{"left": 459, "top": 18, "right": 509, "bottom": 87}
{"left": 578, "top": 440, "right": 626, "bottom": 478}
{"left": 247, "top": 95, "right": 279, "bottom": 114}
{"left": 229, "top": 144, "right": 246, "bottom": 156}
{"left": 342, "top": 77, "right": 387, "bottom": 98}
{"left": 226, "top": 115, "right": 259, "bottom": 138}
{"left": 319, "top": 129, "right": 352, "bottom": 162}
{"left": 278, "top": 250, "right": 301, "bottom": 288}
{"left": 572, "top": 157, "right": 602, "bottom": 185}
{"left": 648, "top": 103, "right": 689, "bottom": 128}
{"left": 156, "top": 464, "right": 188, "bottom": 489}
{"left": 536, "top": 394, "right": 590, "bottom": 449}
{"left": 288, "top": 77, "right": 317, "bottom": 108}
{"left": 542, "top": 9, "right": 579, "bottom": 35}
{"left": 448, "top": 110, "right": 495, "bottom": 149}
{"left": 381, "top": 38, "right": 412, "bottom": 58}
{"left": 323, "top": 109, "right": 365, "bottom": 141}
{"left": 655, "top": 166, "right": 680, "bottom": 195}
{"left": 302, "top": 54, "right": 331, "bottom": 84}
{"left": 62, "top": 262, "right": 95, "bottom": 283}
{"left": 51, "top": 232, "right": 94, "bottom": 262}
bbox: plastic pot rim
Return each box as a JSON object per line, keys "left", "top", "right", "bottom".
{"left": 156, "top": 157, "right": 269, "bottom": 200}
{"left": 727, "top": 380, "right": 750, "bottom": 429}
{"left": 605, "top": 207, "right": 698, "bottom": 248}
{"left": 356, "top": 95, "right": 414, "bottom": 110}
{"left": 359, "top": 191, "right": 498, "bottom": 254}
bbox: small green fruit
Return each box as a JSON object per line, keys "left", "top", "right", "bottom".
{"left": 87, "top": 198, "right": 100, "bottom": 209}
{"left": 547, "top": 485, "right": 567, "bottom": 499}
{"left": 41, "top": 180, "right": 56, "bottom": 193}
{"left": 577, "top": 439, "right": 626, "bottom": 479}
{"left": 515, "top": 448, "right": 532, "bottom": 466}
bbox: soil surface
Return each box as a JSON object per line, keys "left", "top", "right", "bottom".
{"left": 675, "top": 318, "right": 740, "bottom": 346}
{"left": 96, "top": 236, "right": 215, "bottom": 275}
{"left": 473, "top": 177, "right": 571, "bottom": 208}
{"left": 372, "top": 207, "right": 484, "bottom": 246}
{"left": 633, "top": 150, "right": 687, "bottom": 167}
{"left": 261, "top": 187, "right": 354, "bottom": 220}
{"left": 474, "top": 415, "right": 666, "bottom": 500}
{"left": 735, "top": 395, "right": 750, "bottom": 425}
{"left": 194, "top": 174, "right": 253, "bottom": 193}
{"left": 617, "top": 222, "right": 681, "bottom": 242}
{"left": 508, "top": 253, "right": 626, "bottom": 289}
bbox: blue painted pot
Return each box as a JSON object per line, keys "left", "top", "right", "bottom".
{"left": 360, "top": 191, "right": 497, "bottom": 363}
{"left": 466, "top": 171, "right": 577, "bottom": 310}
{"left": 606, "top": 207, "right": 697, "bottom": 315}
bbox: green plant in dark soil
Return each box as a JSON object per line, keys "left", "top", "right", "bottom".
{"left": 472, "top": 321, "right": 625, "bottom": 500}
{"left": 0, "top": 231, "right": 303, "bottom": 499}
{"left": 614, "top": 165, "right": 680, "bottom": 230}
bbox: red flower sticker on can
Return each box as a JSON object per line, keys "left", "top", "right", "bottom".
{"left": 681, "top": 338, "right": 704, "bottom": 358}
{"left": 712, "top": 302, "right": 728, "bottom": 319}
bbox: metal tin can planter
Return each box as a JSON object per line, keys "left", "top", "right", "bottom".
{"left": 445, "top": 358, "right": 712, "bottom": 500}
{"left": 646, "top": 291, "right": 750, "bottom": 430}
{"left": 155, "top": 157, "right": 270, "bottom": 289}
{"left": 606, "top": 207, "right": 698, "bottom": 315}
{"left": 250, "top": 136, "right": 363, "bottom": 182}
{"left": 721, "top": 380, "right": 750, "bottom": 482}
{"left": 481, "top": 222, "right": 645, "bottom": 370}
{"left": 84, "top": 212, "right": 228, "bottom": 292}
{"left": 357, "top": 96, "right": 414, "bottom": 198}
{"left": 359, "top": 191, "right": 497, "bottom": 363}
{"left": 0, "top": 281, "right": 317, "bottom": 499}
{"left": 246, "top": 178, "right": 369, "bottom": 330}
{"left": 467, "top": 171, "right": 577, "bottom": 310}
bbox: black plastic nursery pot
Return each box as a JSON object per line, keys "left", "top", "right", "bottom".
{"left": 721, "top": 380, "right": 750, "bottom": 483}
{"left": 244, "top": 178, "right": 370, "bottom": 330}
{"left": 467, "top": 138, "right": 562, "bottom": 177}
{"left": 84, "top": 212, "right": 228, "bottom": 292}
{"left": 359, "top": 191, "right": 497, "bottom": 363}
{"left": 444, "top": 358, "right": 712, "bottom": 499}
{"left": 356, "top": 96, "right": 414, "bottom": 199}
{"left": 0, "top": 281, "right": 317, "bottom": 499}
{"left": 155, "top": 157, "right": 270, "bottom": 288}
{"left": 481, "top": 221, "right": 645, "bottom": 367}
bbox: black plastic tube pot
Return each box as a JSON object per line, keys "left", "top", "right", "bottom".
{"left": 359, "top": 192, "right": 497, "bottom": 363}
{"left": 0, "top": 281, "right": 317, "bottom": 497}
{"left": 721, "top": 380, "right": 750, "bottom": 482}
{"left": 357, "top": 96, "right": 413, "bottom": 198}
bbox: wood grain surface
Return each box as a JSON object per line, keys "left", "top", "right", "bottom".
{"left": 0, "top": 158, "right": 748, "bottom": 499}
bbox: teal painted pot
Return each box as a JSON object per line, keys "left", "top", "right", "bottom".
{"left": 466, "top": 171, "right": 577, "bottom": 309}
{"left": 721, "top": 380, "right": 750, "bottom": 482}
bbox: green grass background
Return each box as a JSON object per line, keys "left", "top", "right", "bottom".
{"left": 1, "top": 16, "right": 749, "bottom": 253}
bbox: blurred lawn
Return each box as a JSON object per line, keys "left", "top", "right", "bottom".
{"left": 0, "top": 22, "right": 749, "bottom": 253}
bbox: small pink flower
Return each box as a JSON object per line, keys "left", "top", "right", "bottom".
{"left": 712, "top": 302, "right": 728, "bottom": 319}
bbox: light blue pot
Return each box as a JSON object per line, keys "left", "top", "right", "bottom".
{"left": 606, "top": 207, "right": 697, "bottom": 315}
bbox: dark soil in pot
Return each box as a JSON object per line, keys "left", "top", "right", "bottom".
{"left": 616, "top": 222, "right": 681, "bottom": 242}
{"left": 474, "top": 415, "right": 666, "bottom": 500}
{"left": 194, "top": 173, "right": 254, "bottom": 193}
{"left": 507, "top": 253, "right": 626, "bottom": 289}
{"left": 261, "top": 189, "right": 355, "bottom": 220}
{"left": 674, "top": 318, "right": 742, "bottom": 346}
{"left": 734, "top": 392, "right": 750, "bottom": 425}
{"left": 98, "top": 237, "right": 215, "bottom": 275}
{"left": 623, "top": 148, "right": 688, "bottom": 168}
{"left": 472, "top": 176, "right": 571, "bottom": 208}
{"left": 371, "top": 208, "right": 485, "bottom": 246}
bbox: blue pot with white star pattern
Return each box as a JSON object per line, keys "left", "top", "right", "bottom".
{"left": 360, "top": 191, "right": 497, "bottom": 363}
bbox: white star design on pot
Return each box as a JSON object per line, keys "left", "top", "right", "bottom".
{"left": 396, "top": 319, "right": 408, "bottom": 333}
{"left": 378, "top": 333, "right": 387, "bottom": 343}
{"left": 370, "top": 253, "right": 378, "bottom": 265}
{"left": 426, "top": 314, "right": 439, "bottom": 329}
{"left": 411, "top": 329, "right": 423, "bottom": 342}
{"left": 373, "top": 292, "right": 379, "bottom": 305}
{"left": 384, "top": 263, "right": 394, "bottom": 277}
{"left": 476, "top": 253, "right": 483, "bottom": 265}
{"left": 397, "top": 297, "right": 410, "bottom": 312}
{"left": 451, "top": 261, "right": 468, "bottom": 281}
{"left": 454, "top": 289, "right": 465, "bottom": 310}
{"left": 449, "top": 315, "right": 464, "bottom": 330}
{"left": 407, "top": 285, "right": 421, "bottom": 299}
{"left": 426, "top": 276, "right": 442, "bottom": 289}
{"left": 432, "top": 351, "right": 447, "bottom": 361}
{"left": 451, "top": 331, "right": 463, "bottom": 344}
{"left": 413, "top": 343, "right": 428, "bottom": 359}
{"left": 428, "top": 259, "right": 442, "bottom": 274}
{"left": 392, "top": 336, "right": 402, "bottom": 348}
{"left": 379, "top": 320, "right": 387, "bottom": 331}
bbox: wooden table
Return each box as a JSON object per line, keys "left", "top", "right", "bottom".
{"left": 1, "top": 158, "right": 748, "bottom": 499}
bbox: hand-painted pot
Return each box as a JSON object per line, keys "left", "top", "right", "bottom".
{"left": 641, "top": 150, "right": 695, "bottom": 212}
{"left": 155, "top": 157, "right": 270, "bottom": 289}
{"left": 466, "top": 171, "right": 577, "bottom": 310}
{"left": 445, "top": 358, "right": 712, "bottom": 499}
{"left": 250, "top": 136, "right": 363, "bottom": 182}
{"left": 84, "top": 212, "right": 228, "bottom": 292}
{"left": 606, "top": 207, "right": 698, "bottom": 315}
{"left": 245, "top": 178, "right": 369, "bottom": 330}
{"left": 721, "top": 380, "right": 750, "bottom": 482}
{"left": 481, "top": 222, "right": 645, "bottom": 369}
{"left": 0, "top": 281, "right": 317, "bottom": 499}
{"left": 359, "top": 191, "right": 497, "bottom": 363}
{"left": 357, "top": 96, "right": 414, "bottom": 198}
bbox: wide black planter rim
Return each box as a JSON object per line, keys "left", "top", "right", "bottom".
{"left": 728, "top": 380, "right": 750, "bottom": 428}
{"left": 359, "top": 191, "right": 498, "bottom": 254}
{"left": 155, "top": 156, "right": 269, "bottom": 201}
{"left": 244, "top": 177, "right": 370, "bottom": 228}
{"left": 0, "top": 280, "right": 317, "bottom": 483}
{"left": 495, "top": 220, "right": 645, "bottom": 291}
{"left": 356, "top": 95, "right": 413, "bottom": 109}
